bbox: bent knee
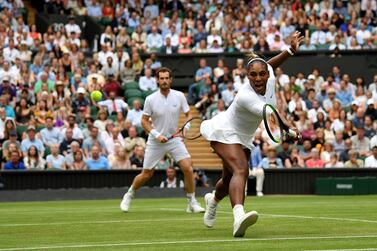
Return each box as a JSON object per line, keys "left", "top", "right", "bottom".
{"left": 142, "top": 169, "right": 155, "bottom": 179}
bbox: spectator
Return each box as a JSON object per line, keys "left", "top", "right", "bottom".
{"left": 139, "top": 68, "right": 157, "bottom": 91}
{"left": 2, "top": 131, "right": 21, "bottom": 157}
{"left": 21, "top": 126, "right": 45, "bottom": 157}
{"left": 120, "top": 60, "right": 137, "bottom": 84}
{"left": 160, "top": 37, "right": 178, "bottom": 54}
{"left": 40, "top": 116, "right": 63, "bottom": 148}
{"left": 344, "top": 150, "right": 364, "bottom": 167}
{"left": 126, "top": 99, "right": 143, "bottom": 128}
{"left": 65, "top": 141, "right": 84, "bottom": 169}
{"left": 23, "top": 146, "right": 46, "bottom": 170}
{"left": 258, "top": 146, "right": 283, "bottom": 169}
{"left": 124, "top": 126, "right": 146, "bottom": 152}
{"left": 156, "top": 154, "right": 174, "bottom": 170}
{"left": 105, "top": 126, "right": 124, "bottom": 155}
{"left": 194, "top": 169, "right": 209, "bottom": 188}
{"left": 82, "top": 126, "right": 105, "bottom": 159}
{"left": 4, "top": 151, "right": 25, "bottom": 170}
{"left": 103, "top": 74, "right": 122, "bottom": 97}
{"left": 62, "top": 114, "right": 84, "bottom": 144}
{"left": 351, "top": 125, "right": 370, "bottom": 158}
{"left": 146, "top": 25, "right": 163, "bottom": 52}
{"left": 286, "top": 147, "right": 305, "bottom": 168}
{"left": 108, "top": 143, "right": 132, "bottom": 169}
{"left": 46, "top": 144, "right": 66, "bottom": 170}
{"left": 195, "top": 58, "right": 212, "bottom": 83}
{"left": 86, "top": 145, "right": 110, "bottom": 170}
{"left": 160, "top": 167, "right": 184, "bottom": 188}
{"left": 305, "top": 148, "right": 325, "bottom": 168}
{"left": 325, "top": 153, "right": 344, "bottom": 168}
{"left": 249, "top": 145, "right": 266, "bottom": 197}
{"left": 364, "top": 145, "right": 377, "bottom": 167}
{"left": 59, "top": 128, "right": 76, "bottom": 156}
{"left": 97, "top": 91, "right": 129, "bottom": 116}
{"left": 71, "top": 150, "right": 87, "bottom": 170}
{"left": 299, "top": 139, "right": 313, "bottom": 162}
{"left": 130, "top": 145, "right": 145, "bottom": 168}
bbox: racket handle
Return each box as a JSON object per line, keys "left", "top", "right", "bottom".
{"left": 287, "top": 129, "right": 297, "bottom": 137}
{"left": 287, "top": 129, "right": 302, "bottom": 140}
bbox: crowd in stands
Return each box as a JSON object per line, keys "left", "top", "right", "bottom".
{"left": 43, "top": 0, "right": 376, "bottom": 53}
{"left": 0, "top": 0, "right": 376, "bottom": 171}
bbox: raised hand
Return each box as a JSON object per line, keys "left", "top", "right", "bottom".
{"left": 290, "top": 31, "right": 305, "bottom": 53}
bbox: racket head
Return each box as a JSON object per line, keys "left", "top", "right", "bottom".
{"left": 263, "top": 104, "right": 284, "bottom": 143}
{"left": 181, "top": 117, "right": 203, "bottom": 140}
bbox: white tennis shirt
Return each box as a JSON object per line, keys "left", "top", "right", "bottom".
{"left": 143, "top": 89, "right": 189, "bottom": 142}
{"left": 201, "top": 64, "right": 276, "bottom": 149}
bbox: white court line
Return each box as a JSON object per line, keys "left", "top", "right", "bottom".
{"left": 1, "top": 208, "right": 377, "bottom": 227}
{"left": 307, "top": 248, "right": 377, "bottom": 251}
{"left": 0, "top": 216, "right": 229, "bottom": 227}
{"left": 261, "top": 213, "right": 377, "bottom": 224}
{"left": 0, "top": 235, "right": 377, "bottom": 251}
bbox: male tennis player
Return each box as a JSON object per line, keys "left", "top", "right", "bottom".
{"left": 201, "top": 31, "right": 304, "bottom": 237}
{"left": 120, "top": 67, "right": 205, "bottom": 213}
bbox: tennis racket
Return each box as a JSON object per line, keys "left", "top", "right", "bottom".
{"left": 263, "top": 104, "right": 300, "bottom": 143}
{"left": 167, "top": 117, "right": 203, "bottom": 140}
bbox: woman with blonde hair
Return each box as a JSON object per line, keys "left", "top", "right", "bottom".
{"left": 108, "top": 143, "right": 132, "bottom": 169}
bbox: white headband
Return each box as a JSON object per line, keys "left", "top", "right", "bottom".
{"left": 247, "top": 58, "right": 267, "bottom": 67}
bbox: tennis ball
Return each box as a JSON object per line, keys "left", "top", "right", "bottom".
{"left": 91, "top": 91, "right": 102, "bottom": 101}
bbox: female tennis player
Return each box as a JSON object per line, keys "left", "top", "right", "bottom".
{"left": 201, "top": 31, "right": 304, "bottom": 237}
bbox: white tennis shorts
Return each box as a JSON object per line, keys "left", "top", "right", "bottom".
{"left": 143, "top": 138, "right": 191, "bottom": 169}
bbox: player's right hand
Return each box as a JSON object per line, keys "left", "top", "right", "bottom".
{"left": 157, "top": 135, "right": 168, "bottom": 143}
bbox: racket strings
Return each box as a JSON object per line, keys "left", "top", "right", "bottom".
{"left": 182, "top": 118, "right": 202, "bottom": 140}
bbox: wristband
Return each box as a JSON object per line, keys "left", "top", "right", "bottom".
{"left": 286, "top": 47, "right": 294, "bottom": 56}
{"left": 184, "top": 122, "right": 191, "bottom": 130}
{"left": 150, "top": 129, "right": 161, "bottom": 138}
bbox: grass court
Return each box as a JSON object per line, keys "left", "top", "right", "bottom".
{"left": 1, "top": 195, "right": 377, "bottom": 250}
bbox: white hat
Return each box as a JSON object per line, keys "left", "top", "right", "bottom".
{"left": 77, "top": 87, "right": 86, "bottom": 94}
{"left": 367, "top": 99, "right": 374, "bottom": 105}
{"left": 308, "top": 74, "right": 315, "bottom": 80}
{"left": 351, "top": 100, "right": 359, "bottom": 106}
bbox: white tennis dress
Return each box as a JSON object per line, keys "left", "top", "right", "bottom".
{"left": 200, "top": 64, "right": 277, "bottom": 150}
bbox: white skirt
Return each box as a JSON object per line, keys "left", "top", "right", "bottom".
{"left": 200, "top": 113, "right": 255, "bottom": 150}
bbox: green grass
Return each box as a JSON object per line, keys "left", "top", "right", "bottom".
{"left": 1, "top": 195, "right": 377, "bottom": 250}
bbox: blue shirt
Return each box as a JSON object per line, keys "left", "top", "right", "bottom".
{"left": 4, "top": 161, "right": 26, "bottom": 170}
{"left": 195, "top": 66, "right": 212, "bottom": 82}
{"left": 40, "top": 128, "right": 63, "bottom": 146}
{"left": 4, "top": 105, "right": 15, "bottom": 118}
{"left": 46, "top": 154, "right": 66, "bottom": 170}
{"left": 87, "top": 5, "right": 102, "bottom": 17}
{"left": 258, "top": 157, "right": 283, "bottom": 169}
{"left": 21, "top": 138, "right": 45, "bottom": 153}
{"left": 86, "top": 156, "right": 110, "bottom": 170}
{"left": 336, "top": 90, "right": 353, "bottom": 107}
{"left": 250, "top": 146, "right": 262, "bottom": 168}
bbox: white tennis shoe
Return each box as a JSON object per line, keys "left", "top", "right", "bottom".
{"left": 186, "top": 201, "right": 205, "bottom": 213}
{"left": 203, "top": 193, "right": 217, "bottom": 228}
{"left": 233, "top": 211, "right": 259, "bottom": 237}
{"left": 120, "top": 192, "right": 133, "bottom": 212}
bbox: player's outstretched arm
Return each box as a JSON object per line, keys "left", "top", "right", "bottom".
{"left": 267, "top": 31, "right": 304, "bottom": 70}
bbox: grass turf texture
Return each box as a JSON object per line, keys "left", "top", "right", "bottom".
{"left": 1, "top": 195, "right": 377, "bottom": 251}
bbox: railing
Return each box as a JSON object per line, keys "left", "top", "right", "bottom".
{"left": 1, "top": 168, "right": 376, "bottom": 194}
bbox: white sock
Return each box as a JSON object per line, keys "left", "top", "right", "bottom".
{"left": 186, "top": 193, "right": 196, "bottom": 203}
{"left": 128, "top": 186, "right": 135, "bottom": 196}
{"left": 233, "top": 204, "right": 245, "bottom": 222}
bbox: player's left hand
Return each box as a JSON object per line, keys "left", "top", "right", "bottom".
{"left": 290, "top": 31, "right": 305, "bottom": 53}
